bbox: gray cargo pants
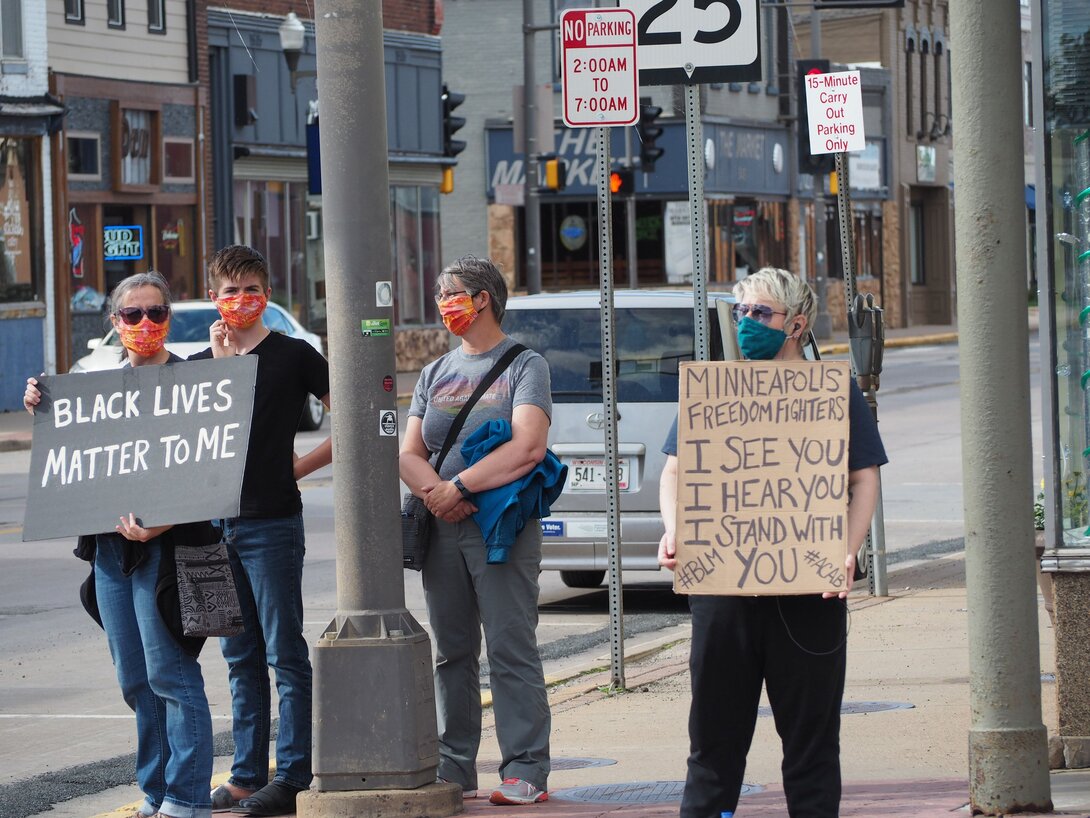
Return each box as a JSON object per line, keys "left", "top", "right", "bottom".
{"left": 422, "top": 516, "right": 552, "bottom": 792}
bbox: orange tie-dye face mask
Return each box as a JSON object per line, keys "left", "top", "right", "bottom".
{"left": 215, "top": 291, "right": 267, "bottom": 329}
{"left": 118, "top": 317, "right": 170, "bottom": 357}
{"left": 438, "top": 293, "right": 480, "bottom": 336}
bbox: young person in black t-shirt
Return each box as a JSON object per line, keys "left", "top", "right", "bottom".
{"left": 658, "top": 267, "right": 888, "bottom": 818}
{"left": 191, "top": 245, "right": 331, "bottom": 818}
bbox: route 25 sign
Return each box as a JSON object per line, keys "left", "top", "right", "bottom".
{"left": 627, "top": 0, "right": 761, "bottom": 86}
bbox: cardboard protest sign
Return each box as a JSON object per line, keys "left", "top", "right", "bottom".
{"left": 674, "top": 360, "right": 852, "bottom": 596}
{"left": 23, "top": 357, "right": 258, "bottom": 541}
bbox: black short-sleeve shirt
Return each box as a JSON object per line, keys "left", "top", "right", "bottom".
{"left": 662, "top": 380, "right": 888, "bottom": 472}
{"left": 191, "top": 332, "right": 330, "bottom": 517}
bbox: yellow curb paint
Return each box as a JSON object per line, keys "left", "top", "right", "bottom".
{"left": 94, "top": 766, "right": 275, "bottom": 818}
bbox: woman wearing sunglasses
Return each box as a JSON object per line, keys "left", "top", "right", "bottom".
{"left": 24, "top": 272, "right": 216, "bottom": 818}
{"left": 657, "top": 267, "right": 888, "bottom": 818}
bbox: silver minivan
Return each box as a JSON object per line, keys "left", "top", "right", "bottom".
{"left": 504, "top": 289, "right": 735, "bottom": 587}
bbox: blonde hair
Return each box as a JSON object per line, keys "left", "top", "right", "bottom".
{"left": 733, "top": 267, "right": 817, "bottom": 332}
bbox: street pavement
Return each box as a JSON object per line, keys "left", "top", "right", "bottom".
{"left": 14, "top": 311, "right": 1089, "bottom": 818}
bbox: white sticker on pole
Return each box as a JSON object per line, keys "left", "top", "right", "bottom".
{"left": 804, "top": 70, "right": 865, "bottom": 154}
{"left": 560, "top": 7, "right": 639, "bottom": 129}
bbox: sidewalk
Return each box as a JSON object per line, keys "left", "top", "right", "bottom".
{"left": 71, "top": 555, "right": 1088, "bottom": 818}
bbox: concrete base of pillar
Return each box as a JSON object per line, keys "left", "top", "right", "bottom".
{"left": 968, "top": 726, "right": 1052, "bottom": 814}
{"left": 1054, "top": 573, "right": 1090, "bottom": 752}
{"left": 297, "top": 782, "right": 463, "bottom": 818}
{"left": 1049, "top": 735, "right": 1090, "bottom": 769}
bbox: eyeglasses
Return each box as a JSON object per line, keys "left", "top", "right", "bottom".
{"left": 116, "top": 305, "right": 171, "bottom": 325}
{"left": 731, "top": 303, "right": 786, "bottom": 325}
{"left": 434, "top": 289, "right": 474, "bottom": 304}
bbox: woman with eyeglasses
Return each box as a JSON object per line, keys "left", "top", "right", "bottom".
{"left": 657, "top": 267, "right": 887, "bottom": 818}
{"left": 399, "top": 256, "right": 555, "bottom": 806}
{"left": 24, "top": 271, "right": 216, "bottom": 818}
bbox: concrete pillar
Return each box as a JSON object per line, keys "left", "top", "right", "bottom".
{"left": 950, "top": 1, "right": 1052, "bottom": 813}
{"left": 300, "top": 2, "right": 458, "bottom": 813}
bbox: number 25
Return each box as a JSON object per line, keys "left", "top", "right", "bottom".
{"left": 638, "top": 0, "right": 742, "bottom": 46}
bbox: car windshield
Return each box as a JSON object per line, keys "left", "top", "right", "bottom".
{"left": 504, "top": 307, "right": 724, "bottom": 404}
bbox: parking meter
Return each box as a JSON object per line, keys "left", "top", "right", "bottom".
{"left": 848, "top": 293, "right": 884, "bottom": 392}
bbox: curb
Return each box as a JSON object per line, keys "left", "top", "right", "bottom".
{"left": 0, "top": 437, "right": 30, "bottom": 453}
{"left": 818, "top": 331, "right": 959, "bottom": 357}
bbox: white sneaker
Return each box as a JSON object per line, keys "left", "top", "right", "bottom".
{"left": 438, "top": 776, "right": 478, "bottom": 799}
{"left": 489, "top": 778, "right": 549, "bottom": 805}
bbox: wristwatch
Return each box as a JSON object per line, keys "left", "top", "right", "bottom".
{"left": 451, "top": 474, "right": 474, "bottom": 499}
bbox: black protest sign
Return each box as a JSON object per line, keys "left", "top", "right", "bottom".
{"left": 23, "top": 357, "right": 258, "bottom": 541}
{"left": 674, "top": 360, "right": 852, "bottom": 595}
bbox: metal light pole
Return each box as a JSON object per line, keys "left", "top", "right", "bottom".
{"left": 299, "top": 2, "right": 459, "bottom": 814}
{"left": 523, "top": 0, "right": 542, "bottom": 294}
{"left": 950, "top": 1, "right": 1052, "bottom": 812}
{"left": 809, "top": 8, "right": 832, "bottom": 340}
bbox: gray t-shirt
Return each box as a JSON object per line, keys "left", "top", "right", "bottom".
{"left": 409, "top": 336, "right": 552, "bottom": 479}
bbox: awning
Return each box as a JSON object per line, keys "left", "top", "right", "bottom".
{"left": 1026, "top": 184, "right": 1035, "bottom": 211}
{"left": 0, "top": 94, "right": 66, "bottom": 136}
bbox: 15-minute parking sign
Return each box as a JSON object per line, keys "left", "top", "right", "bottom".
{"left": 560, "top": 7, "right": 639, "bottom": 129}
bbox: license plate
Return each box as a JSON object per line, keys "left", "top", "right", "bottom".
{"left": 567, "top": 457, "right": 630, "bottom": 491}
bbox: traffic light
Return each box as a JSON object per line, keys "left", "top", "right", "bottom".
{"left": 636, "top": 97, "right": 664, "bottom": 173}
{"left": 441, "top": 84, "right": 466, "bottom": 159}
{"left": 797, "top": 59, "right": 836, "bottom": 176}
{"left": 440, "top": 166, "right": 455, "bottom": 195}
{"left": 610, "top": 169, "right": 634, "bottom": 195}
{"left": 544, "top": 157, "right": 567, "bottom": 191}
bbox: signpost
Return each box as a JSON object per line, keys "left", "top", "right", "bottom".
{"left": 628, "top": 0, "right": 761, "bottom": 86}
{"left": 560, "top": 7, "right": 638, "bottom": 129}
{"left": 560, "top": 6, "right": 638, "bottom": 689}
{"left": 23, "top": 358, "right": 257, "bottom": 542}
{"left": 802, "top": 68, "right": 888, "bottom": 595}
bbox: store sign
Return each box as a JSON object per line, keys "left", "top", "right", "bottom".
{"left": 120, "top": 109, "right": 153, "bottom": 187}
{"left": 104, "top": 225, "right": 144, "bottom": 261}
{"left": 916, "top": 145, "right": 937, "bottom": 183}
{"left": 69, "top": 209, "right": 85, "bottom": 279}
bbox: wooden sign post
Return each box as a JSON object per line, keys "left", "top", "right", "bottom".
{"left": 674, "top": 360, "right": 852, "bottom": 595}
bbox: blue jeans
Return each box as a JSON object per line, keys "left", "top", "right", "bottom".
{"left": 220, "top": 514, "right": 312, "bottom": 790}
{"left": 95, "top": 535, "right": 213, "bottom": 818}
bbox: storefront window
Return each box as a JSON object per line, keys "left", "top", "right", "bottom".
{"left": 155, "top": 205, "right": 196, "bottom": 299}
{"left": 0, "top": 138, "right": 43, "bottom": 303}
{"left": 390, "top": 185, "right": 440, "bottom": 326}
{"left": 233, "top": 179, "right": 308, "bottom": 322}
{"left": 1042, "top": 2, "right": 1090, "bottom": 545}
{"left": 825, "top": 203, "right": 884, "bottom": 281}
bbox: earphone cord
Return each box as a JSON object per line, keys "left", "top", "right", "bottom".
{"left": 775, "top": 596, "right": 851, "bottom": 656}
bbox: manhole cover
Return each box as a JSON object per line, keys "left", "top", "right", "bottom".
{"left": 478, "top": 756, "right": 616, "bottom": 774}
{"left": 554, "top": 781, "right": 762, "bottom": 804}
{"left": 757, "top": 700, "right": 914, "bottom": 717}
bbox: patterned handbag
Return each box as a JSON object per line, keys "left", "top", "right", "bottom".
{"left": 175, "top": 541, "right": 244, "bottom": 637}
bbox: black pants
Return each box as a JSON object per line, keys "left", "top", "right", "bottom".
{"left": 680, "top": 594, "right": 848, "bottom": 818}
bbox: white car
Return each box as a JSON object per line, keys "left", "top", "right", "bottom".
{"left": 70, "top": 299, "right": 327, "bottom": 430}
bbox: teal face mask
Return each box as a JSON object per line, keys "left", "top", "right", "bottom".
{"left": 737, "top": 316, "right": 787, "bottom": 360}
